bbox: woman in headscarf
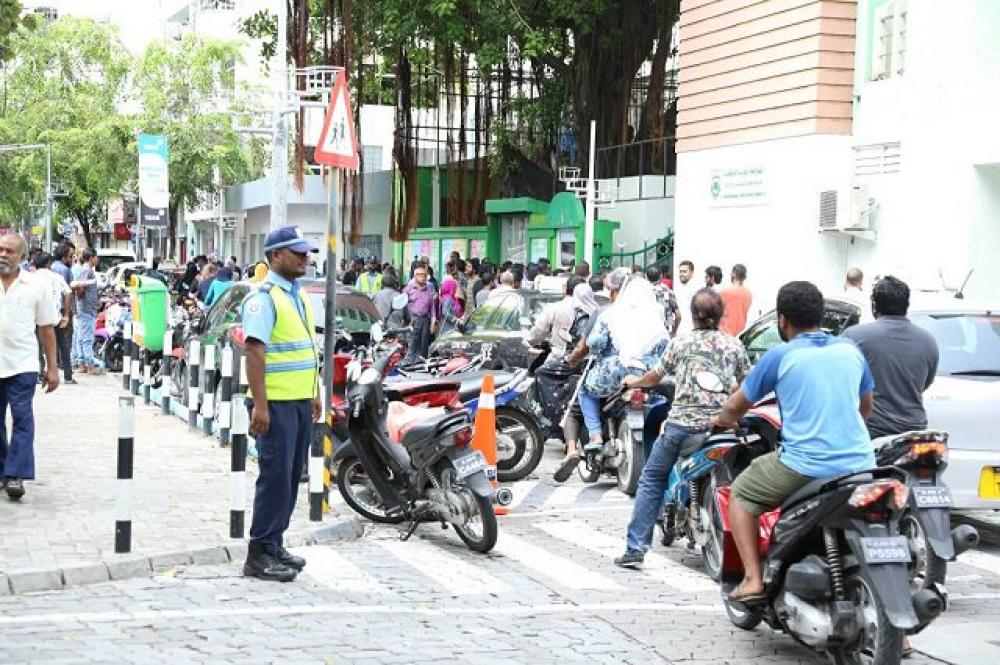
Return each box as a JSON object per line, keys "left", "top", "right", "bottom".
{"left": 437, "top": 277, "right": 464, "bottom": 334}
{"left": 554, "top": 274, "right": 669, "bottom": 481}
{"left": 175, "top": 261, "right": 199, "bottom": 300}
{"left": 204, "top": 266, "right": 234, "bottom": 307}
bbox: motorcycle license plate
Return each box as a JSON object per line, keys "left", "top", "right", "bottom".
{"left": 860, "top": 536, "right": 911, "bottom": 564}
{"left": 453, "top": 451, "right": 487, "bottom": 479}
{"left": 627, "top": 412, "right": 644, "bottom": 429}
{"left": 913, "top": 486, "right": 953, "bottom": 508}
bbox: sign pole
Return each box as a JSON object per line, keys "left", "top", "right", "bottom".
{"left": 584, "top": 119, "right": 597, "bottom": 268}
{"left": 321, "top": 167, "right": 339, "bottom": 418}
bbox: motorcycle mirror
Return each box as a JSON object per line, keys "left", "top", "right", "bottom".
{"left": 391, "top": 293, "right": 409, "bottom": 311}
{"left": 370, "top": 321, "right": 385, "bottom": 343}
{"left": 693, "top": 370, "right": 727, "bottom": 393}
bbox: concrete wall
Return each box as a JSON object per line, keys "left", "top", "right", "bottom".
{"left": 674, "top": 133, "right": 853, "bottom": 317}
{"left": 601, "top": 176, "right": 677, "bottom": 254}
{"left": 846, "top": 0, "right": 1000, "bottom": 302}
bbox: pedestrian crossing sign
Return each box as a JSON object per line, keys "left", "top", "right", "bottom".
{"left": 314, "top": 73, "right": 359, "bottom": 170}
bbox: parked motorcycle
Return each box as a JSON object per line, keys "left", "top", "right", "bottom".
{"left": 873, "top": 430, "right": 978, "bottom": 598}
{"left": 389, "top": 367, "right": 542, "bottom": 482}
{"left": 332, "top": 324, "right": 499, "bottom": 553}
{"left": 710, "top": 431, "right": 977, "bottom": 663}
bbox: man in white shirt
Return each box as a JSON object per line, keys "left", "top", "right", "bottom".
{"left": 842, "top": 267, "right": 873, "bottom": 323}
{"left": 674, "top": 259, "right": 698, "bottom": 336}
{"left": 32, "top": 252, "right": 73, "bottom": 380}
{"left": 0, "top": 234, "right": 60, "bottom": 500}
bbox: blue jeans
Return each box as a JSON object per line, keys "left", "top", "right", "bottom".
{"left": 74, "top": 312, "right": 97, "bottom": 367}
{"left": 579, "top": 393, "right": 602, "bottom": 433}
{"left": 625, "top": 423, "right": 702, "bottom": 554}
{"left": 0, "top": 372, "right": 38, "bottom": 480}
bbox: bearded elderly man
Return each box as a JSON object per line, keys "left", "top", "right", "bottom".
{"left": 0, "top": 234, "right": 60, "bottom": 500}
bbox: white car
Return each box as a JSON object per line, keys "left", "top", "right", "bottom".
{"left": 739, "top": 295, "right": 1000, "bottom": 510}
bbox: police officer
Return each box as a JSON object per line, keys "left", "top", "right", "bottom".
{"left": 241, "top": 226, "right": 322, "bottom": 582}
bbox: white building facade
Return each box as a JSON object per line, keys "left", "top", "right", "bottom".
{"left": 673, "top": 0, "right": 1000, "bottom": 314}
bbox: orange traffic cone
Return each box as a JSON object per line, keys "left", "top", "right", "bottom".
{"left": 471, "top": 374, "right": 507, "bottom": 515}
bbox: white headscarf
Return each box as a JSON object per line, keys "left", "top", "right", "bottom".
{"left": 604, "top": 277, "right": 667, "bottom": 363}
{"left": 572, "top": 282, "right": 598, "bottom": 316}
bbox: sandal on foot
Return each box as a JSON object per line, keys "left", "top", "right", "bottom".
{"left": 553, "top": 455, "right": 581, "bottom": 483}
{"left": 727, "top": 585, "right": 765, "bottom": 604}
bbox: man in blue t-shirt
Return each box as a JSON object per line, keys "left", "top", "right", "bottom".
{"left": 712, "top": 280, "right": 875, "bottom": 602}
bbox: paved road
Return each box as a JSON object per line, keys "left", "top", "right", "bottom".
{"left": 4, "top": 451, "right": 1000, "bottom": 664}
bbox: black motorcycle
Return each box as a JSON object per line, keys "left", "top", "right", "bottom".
{"left": 873, "top": 430, "right": 978, "bottom": 597}
{"left": 332, "top": 327, "right": 498, "bottom": 553}
{"left": 711, "top": 433, "right": 976, "bottom": 664}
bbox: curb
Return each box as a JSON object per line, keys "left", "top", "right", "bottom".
{"left": 0, "top": 516, "right": 363, "bottom": 597}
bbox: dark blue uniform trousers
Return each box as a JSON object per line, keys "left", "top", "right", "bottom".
{"left": 0, "top": 372, "right": 38, "bottom": 480}
{"left": 249, "top": 399, "right": 313, "bottom": 554}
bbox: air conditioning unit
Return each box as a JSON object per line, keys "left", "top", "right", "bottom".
{"left": 818, "top": 183, "right": 877, "bottom": 233}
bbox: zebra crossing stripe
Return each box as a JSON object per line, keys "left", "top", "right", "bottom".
{"left": 535, "top": 521, "right": 717, "bottom": 593}
{"left": 957, "top": 549, "right": 1000, "bottom": 577}
{"left": 496, "top": 533, "right": 621, "bottom": 590}
{"left": 290, "top": 546, "right": 386, "bottom": 594}
{"left": 374, "top": 538, "right": 509, "bottom": 596}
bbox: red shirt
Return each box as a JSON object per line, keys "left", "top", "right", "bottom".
{"left": 719, "top": 285, "right": 753, "bottom": 336}
{"left": 661, "top": 276, "right": 673, "bottom": 290}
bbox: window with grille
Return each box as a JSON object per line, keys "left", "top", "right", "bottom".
{"left": 871, "top": 1, "right": 907, "bottom": 81}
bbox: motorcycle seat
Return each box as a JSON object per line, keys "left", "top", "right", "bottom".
{"left": 456, "top": 371, "right": 517, "bottom": 401}
{"left": 780, "top": 471, "right": 875, "bottom": 509}
{"left": 678, "top": 432, "right": 710, "bottom": 458}
{"left": 385, "top": 401, "right": 468, "bottom": 449}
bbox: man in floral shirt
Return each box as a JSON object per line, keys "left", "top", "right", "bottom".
{"left": 615, "top": 288, "right": 750, "bottom": 568}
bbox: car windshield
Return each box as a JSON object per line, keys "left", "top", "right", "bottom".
{"left": 911, "top": 314, "right": 1000, "bottom": 376}
{"left": 307, "top": 292, "right": 378, "bottom": 333}
{"left": 740, "top": 305, "right": 860, "bottom": 363}
{"left": 463, "top": 294, "right": 521, "bottom": 332}
{"left": 97, "top": 255, "right": 135, "bottom": 272}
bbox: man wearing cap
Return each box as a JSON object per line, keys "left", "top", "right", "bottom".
{"left": 240, "top": 226, "right": 322, "bottom": 582}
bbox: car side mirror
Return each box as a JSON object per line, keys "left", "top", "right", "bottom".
{"left": 391, "top": 293, "right": 409, "bottom": 311}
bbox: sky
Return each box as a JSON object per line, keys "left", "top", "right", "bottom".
{"left": 23, "top": 0, "right": 180, "bottom": 54}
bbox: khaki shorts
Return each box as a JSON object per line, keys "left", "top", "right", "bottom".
{"left": 731, "top": 451, "right": 811, "bottom": 516}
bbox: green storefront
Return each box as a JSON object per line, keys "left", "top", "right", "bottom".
{"left": 393, "top": 192, "right": 619, "bottom": 276}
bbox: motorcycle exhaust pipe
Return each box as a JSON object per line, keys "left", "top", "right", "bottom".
{"left": 951, "top": 524, "right": 979, "bottom": 556}
{"left": 912, "top": 589, "right": 945, "bottom": 623}
{"left": 495, "top": 487, "right": 513, "bottom": 506}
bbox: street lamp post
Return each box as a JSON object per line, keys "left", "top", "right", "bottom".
{"left": 270, "top": 0, "right": 289, "bottom": 231}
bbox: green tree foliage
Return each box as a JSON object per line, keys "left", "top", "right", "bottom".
{"left": 132, "top": 34, "right": 263, "bottom": 256}
{"left": 0, "top": 0, "right": 35, "bottom": 64}
{"left": 0, "top": 16, "right": 130, "bottom": 246}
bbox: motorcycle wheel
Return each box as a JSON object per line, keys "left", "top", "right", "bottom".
{"left": 659, "top": 503, "right": 676, "bottom": 547}
{"left": 453, "top": 490, "right": 498, "bottom": 553}
{"left": 723, "top": 597, "right": 763, "bottom": 631}
{"left": 93, "top": 338, "right": 106, "bottom": 362}
{"left": 700, "top": 478, "right": 724, "bottom": 581}
{"left": 335, "top": 455, "right": 405, "bottom": 524}
{"left": 830, "top": 569, "right": 904, "bottom": 665}
{"left": 900, "top": 510, "right": 947, "bottom": 592}
{"left": 495, "top": 407, "right": 543, "bottom": 483}
{"left": 615, "top": 421, "right": 645, "bottom": 496}
{"left": 103, "top": 338, "right": 124, "bottom": 373}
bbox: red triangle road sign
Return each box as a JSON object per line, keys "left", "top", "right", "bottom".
{"left": 314, "top": 74, "right": 359, "bottom": 170}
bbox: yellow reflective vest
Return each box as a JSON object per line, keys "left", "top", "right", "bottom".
{"left": 255, "top": 283, "right": 319, "bottom": 401}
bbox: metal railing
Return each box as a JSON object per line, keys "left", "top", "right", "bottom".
{"left": 597, "top": 231, "right": 673, "bottom": 272}
{"left": 595, "top": 136, "right": 676, "bottom": 202}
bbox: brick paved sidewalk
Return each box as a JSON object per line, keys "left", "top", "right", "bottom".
{"left": 0, "top": 372, "right": 358, "bottom": 594}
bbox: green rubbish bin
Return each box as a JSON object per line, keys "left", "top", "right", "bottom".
{"left": 130, "top": 275, "right": 168, "bottom": 352}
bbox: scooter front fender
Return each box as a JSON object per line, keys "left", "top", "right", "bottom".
{"left": 843, "top": 531, "right": 920, "bottom": 631}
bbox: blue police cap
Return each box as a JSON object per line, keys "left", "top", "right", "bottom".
{"left": 263, "top": 226, "right": 319, "bottom": 254}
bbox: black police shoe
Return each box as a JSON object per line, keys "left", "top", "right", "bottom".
{"left": 277, "top": 546, "right": 306, "bottom": 572}
{"left": 244, "top": 543, "right": 297, "bottom": 582}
